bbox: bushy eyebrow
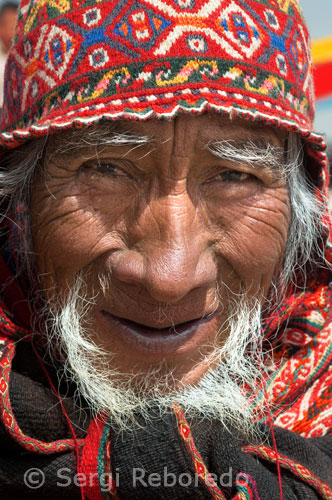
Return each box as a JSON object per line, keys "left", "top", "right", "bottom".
{"left": 205, "top": 139, "right": 285, "bottom": 173}
{"left": 48, "top": 126, "right": 154, "bottom": 157}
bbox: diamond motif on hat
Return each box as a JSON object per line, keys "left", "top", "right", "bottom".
{"left": 215, "top": 3, "right": 262, "bottom": 58}
{"left": 4, "top": 59, "right": 23, "bottom": 114}
{"left": 114, "top": 1, "right": 171, "bottom": 50}
{"left": 264, "top": 9, "right": 280, "bottom": 30}
{"left": 23, "top": 39, "right": 32, "bottom": 58}
{"left": 83, "top": 8, "right": 102, "bottom": 27}
{"left": 89, "top": 47, "right": 110, "bottom": 69}
{"left": 287, "top": 23, "right": 311, "bottom": 89}
{"left": 30, "top": 80, "right": 39, "bottom": 98}
{"left": 186, "top": 34, "right": 208, "bottom": 53}
{"left": 276, "top": 53, "right": 287, "bottom": 75}
{"left": 44, "top": 25, "right": 74, "bottom": 80}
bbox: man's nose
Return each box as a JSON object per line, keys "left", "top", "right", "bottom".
{"left": 111, "top": 194, "right": 217, "bottom": 303}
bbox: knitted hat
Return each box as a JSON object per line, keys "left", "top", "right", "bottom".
{"left": 0, "top": 0, "right": 329, "bottom": 192}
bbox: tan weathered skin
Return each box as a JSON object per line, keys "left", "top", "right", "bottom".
{"left": 30, "top": 113, "right": 290, "bottom": 387}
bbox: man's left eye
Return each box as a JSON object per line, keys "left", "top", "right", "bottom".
{"left": 95, "top": 162, "right": 127, "bottom": 176}
{"left": 81, "top": 161, "right": 128, "bottom": 177}
{"left": 217, "top": 170, "right": 253, "bottom": 182}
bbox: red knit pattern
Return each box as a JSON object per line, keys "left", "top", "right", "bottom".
{"left": 0, "top": 0, "right": 317, "bottom": 150}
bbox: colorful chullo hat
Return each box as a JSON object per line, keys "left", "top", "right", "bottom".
{"left": 0, "top": 0, "right": 329, "bottom": 193}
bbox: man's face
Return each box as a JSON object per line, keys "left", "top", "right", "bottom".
{"left": 30, "top": 113, "right": 290, "bottom": 389}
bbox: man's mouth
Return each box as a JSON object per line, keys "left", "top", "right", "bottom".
{"left": 100, "top": 310, "right": 218, "bottom": 355}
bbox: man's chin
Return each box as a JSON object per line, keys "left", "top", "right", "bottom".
{"left": 62, "top": 349, "right": 262, "bottom": 437}
{"left": 91, "top": 349, "right": 221, "bottom": 396}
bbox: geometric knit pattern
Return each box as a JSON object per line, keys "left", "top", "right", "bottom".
{"left": 0, "top": 0, "right": 317, "bottom": 148}
{"left": 255, "top": 275, "right": 332, "bottom": 439}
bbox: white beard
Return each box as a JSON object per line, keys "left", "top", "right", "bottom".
{"left": 44, "top": 275, "right": 271, "bottom": 437}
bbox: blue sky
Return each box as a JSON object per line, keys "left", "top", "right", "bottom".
{"left": 300, "top": 0, "right": 332, "bottom": 142}
{"left": 300, "top": 0, "right": 332, "bottom": 39}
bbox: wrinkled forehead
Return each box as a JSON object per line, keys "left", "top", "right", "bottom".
{"left": 48, "top": 113, "right": 287, "bottom": 155}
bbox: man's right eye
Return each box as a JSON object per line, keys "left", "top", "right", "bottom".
{"left": 204, "top": 169, "right": 257, "bottom": 184}
{"left": 217, "top": 170, "right": 254, "bottom": 182}
{"left": 80, "top": 161, "right": 129, "bottom": 178}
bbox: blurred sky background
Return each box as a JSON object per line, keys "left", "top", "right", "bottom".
{"left": 300, "top": 0, "right": 332, "bottom": 145}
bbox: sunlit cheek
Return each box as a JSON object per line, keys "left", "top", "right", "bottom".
{"left": 204, "top": 190, "right": 290, "bottom": 292}
{"left": 31, "top": 181, "right": 137, "bottom": 289}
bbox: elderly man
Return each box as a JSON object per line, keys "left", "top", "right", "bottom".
{"left": 0, "top": 0, "right": 331, "bottom": 498}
